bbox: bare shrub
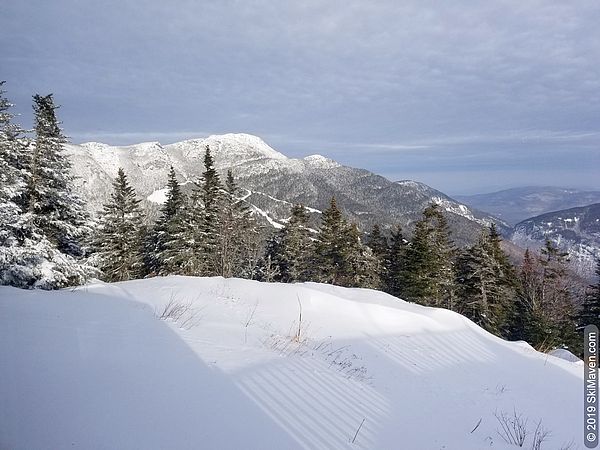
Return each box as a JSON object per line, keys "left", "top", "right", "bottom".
{"left": 241, "top": 301, "right": 258, "bottom": 344}
{"left": 156, "top": 294, "right": 204, "bottom": 330}
{"left": 494, "top": 409, "right": 554, "bottom": 450}
{"left": 494, "top": 409, "right": 528, "bottom": 447}
{"left": 530, "top": 420, "right": 550, "bottom": 450}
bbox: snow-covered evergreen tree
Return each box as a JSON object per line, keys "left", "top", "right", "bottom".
{"left": 1, "top": 89, "right": 92, "bottom": 289}
{"left": 266, "top": 204, "right": 313, "bottom": 282}
{"left": 26, "top": 94, "right": 90, "bottom": 257}
{"left": 344, "top": 222, "right": 381, "bottom": 288}
{"left": 146, "top": 166, "right": 186, "bottom": 275}
{"left": 182, "top": 145, "right": 224, "bottom": 276}
{"left": 0, "top": 82, "right": 26, "bottom": 249}
{"left": 92, "top": 168, "right": 145, "bottom": 282}
{"left": 217, "top": 170, "right": 260, "bottom": 278}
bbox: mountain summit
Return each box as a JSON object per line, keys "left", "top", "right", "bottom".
{"left": 65, "top": 133, "right": 507, "bottom": 244}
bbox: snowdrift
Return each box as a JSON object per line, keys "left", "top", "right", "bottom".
{"left": 0, "top": 277, "right": 582, "bottom": 449}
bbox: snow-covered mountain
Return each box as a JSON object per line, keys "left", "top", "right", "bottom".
{"left": 456, "top": 186, "right": 600, "bottom": 225}
{"left": 0, "top": 276, "right": 581, "bottom": 449}
{"left": 511, "top": 202, "right": 600, "bottom": 278}
{"left": 66, "top": 133, "right": 508, "bottom": 244}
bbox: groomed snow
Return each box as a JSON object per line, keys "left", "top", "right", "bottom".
{"left": 0, "top": 277, "right": 582, "bottom": 449}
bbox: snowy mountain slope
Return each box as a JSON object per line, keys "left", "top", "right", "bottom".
{"left": 511, "top": 202, "right": 600, "bottom": 279}
{"left": 0, "top": 277, "right": 581, "bottom": 449}
{"left": 64, "top": 133, "right": 508, "bottom": 245}
{"left": 456, "top": 186, "right": 600, "bottom": 225}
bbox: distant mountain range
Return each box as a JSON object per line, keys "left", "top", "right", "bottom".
{"left": 65, "top": 133, "right": 508, "bottom": 246}
{"left": 511, "top": 203, "right": 600, "bottom": 278}
{"left": 455, "top": 186, "right": 600, "bottom": 225}
{"left": 64, "top": 133, "right": 600, "bottom": 278}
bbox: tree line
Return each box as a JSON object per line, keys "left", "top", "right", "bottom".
{"left": 1, "top": 85, "right": 598, "bottom": 356}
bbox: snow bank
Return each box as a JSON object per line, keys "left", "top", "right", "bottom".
{"left": 0, "top": 277, "right": 582, "bottom": 449}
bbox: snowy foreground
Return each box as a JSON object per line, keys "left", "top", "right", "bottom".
{"left": 0, "top": 277, "right": 582, "bottom": 449}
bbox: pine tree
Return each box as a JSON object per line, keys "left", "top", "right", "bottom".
{"left": 313, "top": 197, "right": 349, "bottom": 285}
{"left": 184, "top": 145, "right": 224, "bottom": 276}
{"left": 26, "top": 94, "right": 90, "bottom": 257}
{"left": 147, "top": 166, "right": 186, "bottom": 275}
{"left": 0, "top": 82, "right": 26, "bottom": 249}
{"left": 529, "top": 240, "right": 578, "bottom": 350}
{"left": 399, "top": 204, "right": 456, "bottom": 308}
{"left": 507, "top": 248, "right": 540, "bottom": 342}
{"left": 386, "top": 225, "right": 407, "bottom": 296}
{"left": 93, "top": 168, "right": 145, "bottom": 282}
{"left": 217, "top": 170, "right": 260, "bottom": 278}
{"left": 1, "top": 90, "right": 92, "bottom": 289}
{"left": 579, "top": 259, "right": 600, "bottom": 330}
{"left": 367, "top": 224, "right": 390, "bottom": 287}
{"left": 455, "top": 225, "right": 515, "bottom": 335}
{"left": 267, "top": 204, "right": 313, "bottom": 282}
{"left": 344, "top": 222, "right": 381, "bottom": 288}
{"left": 0, "top": 82, "right": 33, "bottom": 286}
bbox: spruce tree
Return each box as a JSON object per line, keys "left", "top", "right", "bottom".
{"left": 386, "top": 225, "right": 407, "bottom": 296}
{"left": 93, "top": 168, "right": 145, "bottom": 282}
{"left": 455, "top": 225, "right": 515, "bottom": 335}
{"left": 0, "top": 82, "right": 34, "bottom": 286}
{"left": 147, "top": 166, "right": 186, "bottom": 275}
{"left": 0, "top": 82, "right": 26, "bottom": 248}
{"left": 507, "top": 248, "right": 539, "bottom": 342}
{"left": 343, "top": 222, "right": 381, "bottom": 288}
{"left": 218, "top": 170, "right": 260, "bottom": 278}
{"left": 526, "top": 240, "right": 579, "bottom": 350}
{"left": 399, "top": 204, "right": 456, "bottom": 308}
{"left": 314, "top": 197, "right": 349, "bottom": 285}
{"left": 26, "top": 94, "right": 89, "bottom": 257}
{"left": 367, "top": 224, "right": 390, "bottom": 287}
{"left": 1, "top": 90, "right": 92, "bottom": 288}
{"left": 185, "top": 145, "right": 224, "bottom": 276}
{"left": 579, "top": 259, "right": 600, "bottom": 330}
{"left": 267, "top": 204, "right": 313, "bottom": 282}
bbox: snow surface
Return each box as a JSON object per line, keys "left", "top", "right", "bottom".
{"left": 0, "top": 277, "right": 582, "bottom": 449}
{"left": 147, "top": 187, "right": 168, "bottom": 204}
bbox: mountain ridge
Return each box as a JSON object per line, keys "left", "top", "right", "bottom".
{"left": 65, "top": 133, "right": 509, "bottom": 246}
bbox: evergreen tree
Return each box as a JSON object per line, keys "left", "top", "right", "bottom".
{"left": 267, "top": 204, "right": 313, "bottom": 282}
{"left": 367, "top": 223, "right": 390, "bottom": 287}
{"left": 536, "top": 239, "right": 578, "bottom": 350}
{"left": 344, "top": 222, "right": 381, "bottom": 288}
{"left": 217, "top": 170, "right": 260, "bottom": 278}
{"left": 455, "top": 225, "right": 515, "bottom": 335}
{"left": 398, "top": 204, "right": 456, "bottom": 308}
{"left": 507, "top": 248, "right": 539, "bottom": 341}
{"left": 386, "top": 225, "right": 407, "bottom": 296}
{"left": 1, "top": 89, "right": 92, "bottom": 288}
{"left": 93, "top": 168, "right": 145, "bottom": 282}
{"left": 312, "top": 197, "right": 379, "bottom": 288}
{"left": 26, "top": 94, "right": 90, "bottom": 257}
{"left": 0, "top": 82, "right": 26, "bottom": 249}
{"left": 184, "top": 145, "right": 224, "bottom": 276}
{"left": 0, "top": 82, "right": 34, "bottom": 286}
{"left": 313, "top": 197, "right": 349, "bottom": 285}
{"left": 147, "top": 166, "right": 186, "bottom": 275}
{"left": 579, "top": 259, "right": 600, "bottom": 330}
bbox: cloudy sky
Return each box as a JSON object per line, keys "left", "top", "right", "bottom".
{"left": 1, "top": 0, "right": 599, "bottom": 194}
